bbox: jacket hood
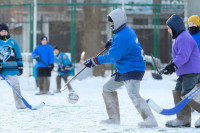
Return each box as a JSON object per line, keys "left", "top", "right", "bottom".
{"left": 166, "top": 14, "right": 185, "bottom": 39}
{"left": 108, "top": 8, "right": 127, "bottom": 33}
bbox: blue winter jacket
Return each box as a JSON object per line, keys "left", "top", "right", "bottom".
{"left": 97, "top": 8, "right": 146, "bottom": 74}
{"left": 97, "top": 25, "right": 146, "bottom": 73}
{"left": 32, "top": 44, "right": 54, "bottom": 67}
{"left": 55, "top": 52, "right": 74, "bottom": 76}
{"left": 0, "top": 38, "right": 23, "bottom": 76}
{"left": 189, "top": 31, "right": 200, "bottom": 52}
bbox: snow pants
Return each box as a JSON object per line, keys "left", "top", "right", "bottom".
{"left": 103, "top": 76, "right": 142, "bottom": 102}
{"left": 102, "top": 75, "right": 158, "bottom": 127}
{"left": 6, "top": 75, "right": 26, "bottom": 109}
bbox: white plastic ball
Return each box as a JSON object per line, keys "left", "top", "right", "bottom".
{"left": 68, "top": 92, "right": 79, "bottom": 104}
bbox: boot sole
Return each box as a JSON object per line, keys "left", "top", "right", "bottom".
{"left": 165, "top": 123, "right": 191, "bottom": 128}
{"left": 195, "top": 125, "right": 200, "bottom": 128}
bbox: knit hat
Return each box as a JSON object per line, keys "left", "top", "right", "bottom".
{"left": 0, "top": 23, "right": 9, "bottom": 32}
{"left": 188, "top": 15, "right": 200, "bottom": 26}
{"left": 53, "top": 46, "right": 59, "bottom": 51}
{"left": 41, "top": 36, "right": 48, "bottom": 41}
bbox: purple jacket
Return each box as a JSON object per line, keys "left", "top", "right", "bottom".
{"left": 173, "top": 31, "right": 200, "bottom": 76}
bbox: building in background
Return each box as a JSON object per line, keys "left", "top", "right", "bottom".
{"left": 1, "top": 0, "right": 199, "bottom": 76}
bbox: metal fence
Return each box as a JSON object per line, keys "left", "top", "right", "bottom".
{"left": 0, "top": 1, "right": 184, "bottom": 76}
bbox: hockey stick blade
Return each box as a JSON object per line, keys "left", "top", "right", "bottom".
{"left": 21, "top": 98, "right": 45, "bottom": 110}
{"left": 151, "top": 72, "right": 162, "bottom": 80}
{"left": 146, "top": 87, "right": 200, "bottom": 115}
{"left": 0, "top": 74, "right": 45, "bottom": 110}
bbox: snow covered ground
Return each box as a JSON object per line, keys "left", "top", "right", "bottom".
{"left": 0, "top": 70, "right": 200, "bottom": 133}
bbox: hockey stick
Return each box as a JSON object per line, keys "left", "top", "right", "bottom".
{"left": 0, "top": 74, "right": 45, "bottom": 110}
{"left": 36, "top": 58, "right": 79, "bottom": 103}
{"left": 38, "top": 58, "right": 76, "bottom": 92}
{"left": 146, "top": 86, "right": 200, "bottom": 115}
{"left": 38, "top": 59, "right": 68, "bottom": 80}
{"left": 61, "top": 48, "right": 107, "bottom": 91}
{"left": 150, "top": 53, "right": 165, "bottom": 75}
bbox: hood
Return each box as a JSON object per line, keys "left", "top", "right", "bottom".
{"left": 166, "top": 14, "right": 185, "bottom": 39}
{"left": 108, "top": 8, "right": 127, "bottom": 33}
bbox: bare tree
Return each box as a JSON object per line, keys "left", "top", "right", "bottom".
{"left": 82, "top": 0, "right": 105, "bottom": 76}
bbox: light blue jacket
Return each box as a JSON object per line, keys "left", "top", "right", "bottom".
{"left": 0, "top": 38, "right": 23, "bottom": 76}
{"left": 55, "top": 52, "right": 74, "bottom": 76}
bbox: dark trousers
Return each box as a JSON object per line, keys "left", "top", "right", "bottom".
{"left": 175, "top": 73, "right": 200, "bottom": 96}
{"left": 38, "top": 77, "right": 50, "bottom": 93}
{"left": 56, "top": 74, "right": 72, "bottom": 90}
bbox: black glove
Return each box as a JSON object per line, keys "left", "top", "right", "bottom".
{"left": 0, "top": 62, "right": 2, "bottom": 73}
{"left": 58, "top": 67, "right": 61, "bottom": 72}
{"left": 163, "top": 63, "right": 177, "bottom": 75}
{"left": 48, "top": 64, "right": 54, "bottom": 71}
{"left": 35, "top": 55, "right": 40, "bottom": 61}
{"left": 83, "top": 57, "right": 99, "bottom": 68}
{"left": 105, "top": 39, "right": 111, "bottom": 50}
{"left": 17, "top": 65, "right": 23, "bottom": 76}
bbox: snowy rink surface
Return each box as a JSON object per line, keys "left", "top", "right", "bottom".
{"left": 0, "top": 71, "right": 200, "bottom": 133}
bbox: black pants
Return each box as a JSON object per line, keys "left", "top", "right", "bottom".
{"left": 37, "top": 67, "right": 51, "bottom": 77}
{"left": 38, "top": 77, "right": 50, "bottom": 92}
{"left": 37, "top": 67, "right": 51, "bottom": 92}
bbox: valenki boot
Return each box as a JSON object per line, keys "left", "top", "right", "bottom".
{"left": 166, "top": 90, "right": 191, "bottom": 127}
{"left": 181, "top": 84, "right": 200, "bottom": 128}
{"left": 134, "top": 98, "right": 158, "bottom": 128}
{"left": 101, "top": 91, "right": 120, "bottom": 124}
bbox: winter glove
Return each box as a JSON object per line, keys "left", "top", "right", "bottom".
{"left": 63, "top": 65, "right": 73, "bottom": 71}
{"left": 0, "top": 62, "right": 2, "bottom": 73}
{"left": 48, "top": 64, "right": 54, "bottom": 71}
{"left": 17, "top": 64, "right": 23, "bottom": 76}
{"left": 83, "top": 57, "right": 99, "bottom": 68}
{"left": 163, "top": 63, "right": 177, "bottom": 75}
{"left": 58, "top": 67, "right": 61, "bottom": 72}
{"left": 35, "top": 55, "right": 40, "bottom": 61}
{"left": 105, "top": 39, "right": 112, "bottom": 50}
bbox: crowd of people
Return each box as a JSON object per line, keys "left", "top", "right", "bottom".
{"left": 0, "top": 8, "right": 200, "bottom": 128}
